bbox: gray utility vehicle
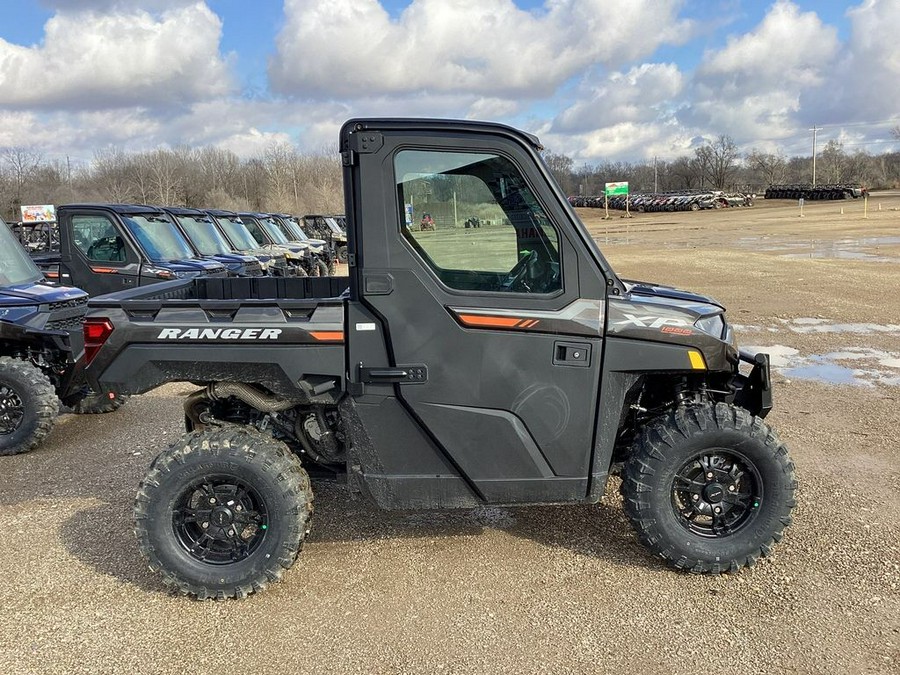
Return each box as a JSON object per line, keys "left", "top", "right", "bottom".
{"left": 302, "top": 214, "right": 349, "bottom": 263}
{"left": 83, "top": 119, "right": 796, "bottom": 599}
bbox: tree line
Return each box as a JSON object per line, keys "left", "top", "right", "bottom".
{"left": 3, "top": 132, "right": 900, "bottom": 223}
{"left": 0, "top": 143, "right": 344, "bottom": 223}
{"left": 544, "top": 135, "right": 900, "bottom": 196}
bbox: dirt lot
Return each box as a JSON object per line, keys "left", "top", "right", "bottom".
{"left": 1, "top": 194, "right": 898, "bottom": 674}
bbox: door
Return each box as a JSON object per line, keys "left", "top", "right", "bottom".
{"left": 348, "top": 127, "right": 610, "bottom": 504}
{"left": 65, "top": 212, "right": 141, "bottom": 295}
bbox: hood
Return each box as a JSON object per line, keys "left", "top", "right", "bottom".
{"left": 608, "top": 278, "right": 727, "bottom": 345}
{"left": 621, "top": 278, "right": 724, "bottom": 312}
{"left": 162, "top": 258, "right": 226, "bottom": 274}
{"left": 0, "top": 281, "right": 87, "bottom": 307}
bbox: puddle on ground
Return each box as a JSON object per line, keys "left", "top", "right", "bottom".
{"left": 734, "top": 318, "right": 900, "bottom": 335}
{"left": 745, "top": 344, "right": 900, "bottom": 386}
{"left": 735, "top": 236, "right": 900, "bottom": 262}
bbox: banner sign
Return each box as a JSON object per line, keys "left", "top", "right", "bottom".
{"left": 604, "top": 182, "right": 629, "bottom": 196}
{"left": 21, "top": 204, "right": 56, "bottom": 223}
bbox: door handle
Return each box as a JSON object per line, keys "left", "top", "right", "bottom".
{"left": 359, "top": 364, "right": 428, "bottom": 383}
{"left": 553, "top": 341, "right": 591, "bottom": 367}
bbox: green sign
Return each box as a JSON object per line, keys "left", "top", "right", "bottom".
{"left": 605, "top": 181, "right": 629, "bottom": 196}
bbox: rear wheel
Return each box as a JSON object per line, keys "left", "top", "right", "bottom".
{"left": 0, "top": 357, "right": 58, "bottom": 456}
{"left": 336, "top": 245, "right": 348, "bottom": 263}
{"left": 315, "top": 259, "right": 329, "bottom": 277}
{"left": 134, "top": 425, "right": 314, "bottom": 599}
{"left": 622, "top": 403, "right": 796, "bottom": 573}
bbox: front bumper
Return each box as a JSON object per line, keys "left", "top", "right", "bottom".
{"left": 733, "top": 350, "right": 773, "bottom": 418}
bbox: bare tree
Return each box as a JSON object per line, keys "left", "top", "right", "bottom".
{"left": 820, "top": 140, "right": 847, "bottom": 184}
{"left": 746, "top": 149, "right": 787, "bottom": 186}
{"left": 543, "top": 151, "right": 576, "bottom": 194}
{"left": 91, "top": 147, "right": 133, "bottom": 202}
{"left": 694, "top": 135, "right": 739, "bottom": 189}
{"left": 3, "top": 146, "right": 43, "bottom": 208}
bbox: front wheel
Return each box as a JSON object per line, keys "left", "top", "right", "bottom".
{"left": 134, "top": 425, "right": 314, "bottom": 599}
{"left": 336, "top": 245, "right": 348, "bottom": 263}
{"left": 0, "top": 357, "right": 59, "bottom": 456}
{"left": 621, "top": 403, "right": 796, "bottom": 573}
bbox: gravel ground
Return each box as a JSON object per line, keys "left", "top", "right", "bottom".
{"left": 0, "top": 195, "right": 898, "bottom": 674}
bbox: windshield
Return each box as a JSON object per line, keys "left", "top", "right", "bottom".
{"left": 122, "top": 214, "right": 195, "bottom": 262}
{"left": 259, "top": 217, "right": 290, "bottom": 245}
{"left": 324, "top": 217, "right": 344, "bottom": 234}
{"left": 215, "top": 217, "right": 260, "bottom": 251}
{"left": 281, "top": 217, "right": 310, "bottom": 241}
{"left": 176, "top": 215, "right": 233, "bottom": 256}
{"left": 0, "top": 219, "right": 43, "bottom": 286}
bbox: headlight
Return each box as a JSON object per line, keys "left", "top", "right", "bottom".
{"left": 694, "top": 314, "right": 725, "bottom": 339}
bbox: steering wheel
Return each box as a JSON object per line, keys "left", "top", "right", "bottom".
{"left": 499, "top": 249, "right": 537, "bottom": 292}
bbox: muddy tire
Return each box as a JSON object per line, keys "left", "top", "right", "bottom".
{"left": 72, "top": 391, "right": 129, "bottom": 414}
{"left": 314, "top": 259, "right": 329, "bottom": 277}
{"left": 134, "top": 425, "right": 314, "bottom": 599}
{"left": 621, "top": 402, "right": 796, "bottom": 574}
{"left": 0, "top": 357, "right": 58, "bottom": 457}
{"left": 336, "top": 245, "right": 348, "bottom": 263}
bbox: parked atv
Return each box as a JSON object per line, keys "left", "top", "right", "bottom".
{"left": 84, "top": 118, "right": 796, "bottom": 599}
{"left": 0, "top": 218, "right": 106, "bottom": 455}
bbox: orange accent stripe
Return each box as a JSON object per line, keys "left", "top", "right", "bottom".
{"left": 45, "top": 272, "right": 59, "bottom": 278}
{"left": 458, "top": 314, "right": 523, "bottom": 328}
{"left": 521, "top": 319, "right": 540, "bottom": 328}
{"left": 91, "top": 266, "right": 118, "bottom": 274}
{"left": 310, "top": 330, "right": 344, "bottom": 342}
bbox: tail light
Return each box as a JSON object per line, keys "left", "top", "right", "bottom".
{"left": 83, "top": 318, "right": 114, "bottom": 365}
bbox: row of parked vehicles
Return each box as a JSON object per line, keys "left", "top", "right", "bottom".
{"left": 763, "top": 183, "right": 867, "bottom": 200}
{"left": 13, "top": 207, "right": 349, "bottom": 297}
{"left": 0, "top": 205, "right": 349, "bottom": 457}
{"left": 570, "top": 190, "right": 754, "bottom": 212}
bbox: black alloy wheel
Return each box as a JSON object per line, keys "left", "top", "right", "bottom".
{"left": 0, "top": 385, "right": 25, "bottom": 435}
{"left": 671, "top": 449, "right": 762, "bottom": 538}
{"left": 172, "top": 475, "right": 269, "bottom": 565}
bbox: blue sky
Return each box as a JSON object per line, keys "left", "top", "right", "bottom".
{"left": 0, "top": 1, "right": 897, "bottom": 164}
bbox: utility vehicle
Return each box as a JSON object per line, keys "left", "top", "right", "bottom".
{"left": 204, "top": 209, "right": 291, "bottom": 277}
{"left": 35, "top": 204, "right": 226, "bottom": 296}
{"left": 83, "top": 119, "right": 795, "bottom": 599}
{"left": 267, "top": 214, "right": 333, "bottom": 276}
{"left": 302, "top": 214, "right": 349, "bottom": 263}
{"left": 237, "top": 212, "right": 323, "bottom": 276}
{"left": 160, "top": 207, "right": 264, "bottom": 277}
{"left": 0, "top": 217, "right": 114, "bottom": 454}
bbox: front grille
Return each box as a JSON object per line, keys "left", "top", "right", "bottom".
{"left": 245, "top": 261, "right": 263, "bottom": 276}
{"left": 48, "top": 296, "right": 88, "bottom": 312}
{"left": 47, "top": 316, "right": 83, "bottom": 331}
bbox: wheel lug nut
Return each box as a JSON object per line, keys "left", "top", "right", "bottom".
{"left": 714, "top": 507, "right": 721, "bottom": 514}
{"left": 201, "top": 522, "right": 209, "bottom": 529}
{"left": 209, "top": 498, "right": 216, "bottom": 504}
{"left": 728, "top": 485, "right": 735, "bottom": 492}
{"left": 235, "top": 505, "right": 242, "bottom": 512}
{"left": 692, "top": 494, "right": 700, "bottom": 501}
{"left": 228, "top": 530, "right": 235, "bottom": 537}
{"left": 706, "top": 472, "right": 714, "bottom": 479}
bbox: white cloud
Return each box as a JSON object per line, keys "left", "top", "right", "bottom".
{"left": 269, "top": 0, "right": 692, "bottom": 100}
{"left": 0, "top": 2, "right": 234, "bottom": 110}
{"left": 682, "top": 0, "right": 839, "bottom": 146}
{"left": 801, "top": 0, "right": 900, "bottom": 127}
{"left": 553, "top": 63, "right": 684, "bottom": 134}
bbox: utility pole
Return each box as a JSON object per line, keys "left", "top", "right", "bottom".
{"left": 809, "top": 125, "right": 821, "bottom": 187}
{"left": 653, "top": 156, "right": 658, "bottom": 193}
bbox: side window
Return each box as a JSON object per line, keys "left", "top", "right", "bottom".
{"left": 72, "top": 215, "right": 126, "bottom": 262}
{"left": 395, "top": 149, "right": 561, "bottom": 294}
